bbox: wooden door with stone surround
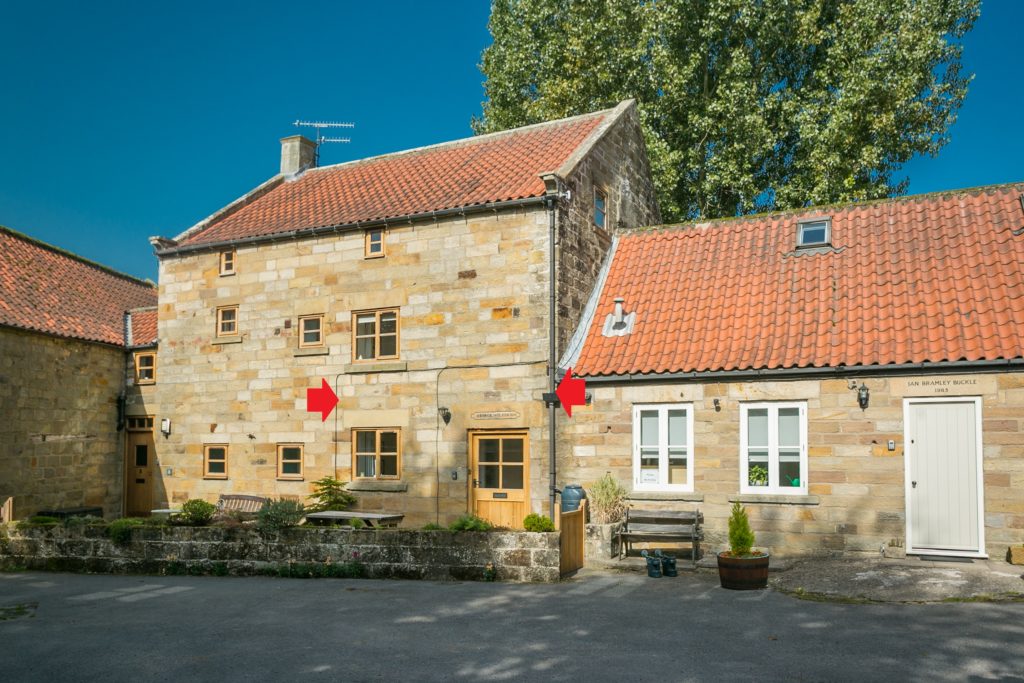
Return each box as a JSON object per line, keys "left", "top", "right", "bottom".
{"left": 470, "top": 431, "right": 529, "bottom": 529}
{"left": 125, "top": 417, "right": 155, "bottom": 516}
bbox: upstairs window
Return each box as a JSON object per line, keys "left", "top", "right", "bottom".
{"left": 594, "top": 188, "right": 608, "bottom": 230}
{"left": 220, "top": 249, "right": 236, "bottom": 275}
{"left": 365, "top": 228, "right": 385, "bottom": 258}
{"left": 299, "top": 314, "right": 324, "bottom": 348}
{"left": 797, "top": 219, "right": 831, "bottom": 247}
{"left": 353, "top": 308, "right": 399, "bottom": 361}
{"left": 632, "top": 404, "right": 694, "bottom": 491}
{"left": 134, "top": 352, "right": 156, "bottom": 384}
{"left": 216, "top": 306, "right": 238, "bottom": 337}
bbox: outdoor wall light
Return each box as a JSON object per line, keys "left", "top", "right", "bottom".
{"left": 160, "top": 418, "right": 172, "bottom": 437}
{"left": 438, "top": 407, "right": 452, "bottom": 425}
{"left": 857, "top": 383, "right": 870, "bottom": 410}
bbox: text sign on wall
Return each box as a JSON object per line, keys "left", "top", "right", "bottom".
{"left": 471, "top": 411, "right": 521, "bottom": 421}
{"left": 889, "top": 375, "right": 995, "bottom": 397}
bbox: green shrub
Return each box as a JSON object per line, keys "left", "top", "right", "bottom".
{"left": 448, "top": 514, "right": 493, "bottom": 532}
{"left": 25, "top": 516, "right": 60, "bottom": 526}
{"left": 256, "top": 499, "right": 306, "bottom": 531}
{"left": 727, "top": 501, "right": 756, "bottom": 557}
{"left": 348, "top": 518, "right": 365, "bottom": 530}
{"left": 307, "top": 477, "right": 357, "bottom": 512}
{"left": 108, "top": 518, "right": 145, "bottom": 546}
{"left": 523, "top": 513, "right": 555, "bottom": 532}
{"left": 421, "top": 523, "right": 445, "bottom": 531}
{"left": 179, "top": 499, "right": 217, "bottom": 526}
{"left": 588, "top": 473, "right": 627, "bottom": 524}
{"left": 64, "top": 515, "right": 105, "bottom": 529}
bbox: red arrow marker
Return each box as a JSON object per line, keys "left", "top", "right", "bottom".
{"left": 556, "top": 368, "right": 587, "bottom": 418}
{"left": 307, "top": 378, "right": 339, "bottom": 422}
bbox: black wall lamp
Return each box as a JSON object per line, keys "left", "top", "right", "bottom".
{"left": 438, "top": 407, "right": 452, "bottom": 425}
{"left": 857, "top": 383, "right": 870, "bottom": 410}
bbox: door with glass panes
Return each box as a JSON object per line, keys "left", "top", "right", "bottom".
{"left": 470, "top": 431, "right": 529, "bottom": 529}
{"left": 125, "top": 417, "right": 155, "bottom": 516}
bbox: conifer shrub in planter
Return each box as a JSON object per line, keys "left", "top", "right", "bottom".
{"left": 717, "top": 501, "right": 769, "bottom": 590}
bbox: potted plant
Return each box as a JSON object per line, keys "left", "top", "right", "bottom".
{"left": 717, "top": 501, "right": 769, "bottom": 590}
{"left": 586, "top": 474, "right": 628, "bottom": 558}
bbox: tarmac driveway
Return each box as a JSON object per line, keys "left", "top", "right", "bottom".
{"left": 2, "top": 569, "right": 1023, "bottom": 682}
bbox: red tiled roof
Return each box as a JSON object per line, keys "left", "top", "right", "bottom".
{"left": 572, "top": 183, "right": 1024, "bottom": 377}
{"left": 129, "top": 308, "right": 158, "bottom": 347}
{"left": 177, "top": 110, "right": 610, "bottom": 246}
{"left": 0, "top": 227, "right": 157, "bottom": 346}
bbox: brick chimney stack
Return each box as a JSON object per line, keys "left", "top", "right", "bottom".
{"left": 280, "top": 135, "right": 316, "bottom": 175}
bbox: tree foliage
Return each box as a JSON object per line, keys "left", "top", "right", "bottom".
{"left": 476, "top": 0, "right": 978, "bottom": 220}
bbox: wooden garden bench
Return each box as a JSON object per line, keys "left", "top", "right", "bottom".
{"left": 618, "top": 508, "right": 704, "bottom": 567}
{"left": 216, "top": 494, "right": 270, "bottom": 518}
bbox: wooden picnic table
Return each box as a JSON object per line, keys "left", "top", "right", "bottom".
{"left": 304, "top": 511, "right": 404, "bottom": 528}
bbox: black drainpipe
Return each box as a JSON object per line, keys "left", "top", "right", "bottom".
{"left": 546, "top": 193, "right": 558, "bottom": 518}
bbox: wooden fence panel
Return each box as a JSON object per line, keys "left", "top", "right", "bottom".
{"left": 559, "top": 499, "right": 586, "bottom": 576}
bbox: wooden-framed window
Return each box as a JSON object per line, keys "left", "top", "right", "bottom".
{"left": 134, "top": 352, "right": 156, "bottom": 384}
{"left": 352, "top": 308, "right": 399, "bottom": 361}
{"left": 277, "top": 443, "right": 303, "bottom": 480}
{"left": 632, "top": 403, "right": 694, "bottom": 492}
{"left": 216, "top": 306, "right": 238, "bottom": 337}
{"left": 204, "top": 444, "right": 228, "bottom": 479}
{"left": 365, "top": 228, "right": 385, "bottom": 258}
{"left": 126, "top": 416, "right": 154, "bottom": 431}
{"left": 594, "top": 188, "right": 608, "bottom": 230}
{"left": 219, "top": 249, "right": 236, "bottom": 275}
{"left": 299, "top": 314, "right": 324, "bottom": 348}
{"left": 353, "top": 429, "right": 401, "bottom": 480}
{"left": 740, "top": 402, "right": 808, "bottom": 495}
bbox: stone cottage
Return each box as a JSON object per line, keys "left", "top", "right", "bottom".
{"left": 558, "top": 183, "right": 1024, "bottom": 559}
{"left": 0, "top": 226, "right": 157, "bottom": 520}
{"left": 146, "top": 101, "right": 659, "bottom": 527}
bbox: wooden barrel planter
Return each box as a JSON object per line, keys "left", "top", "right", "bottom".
{"left": 717, "top": 552, "right": 770, "bottom": 590}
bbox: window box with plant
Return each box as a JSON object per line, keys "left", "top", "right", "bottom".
{"left": 717, "top": 501, "right": 769, "bottom": 590}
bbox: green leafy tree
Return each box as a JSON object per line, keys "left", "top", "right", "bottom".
{"left": 476, "top": 0, "right": 978, "bottom": 220}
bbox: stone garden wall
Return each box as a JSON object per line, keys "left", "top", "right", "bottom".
{"left": 0, "top": 525, "right": 561, "bottom": 582}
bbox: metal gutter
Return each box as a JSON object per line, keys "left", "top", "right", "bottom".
{"left": 582, "top": 358, "right": 1024, "bottom": 384}
{"left": 153, "top": 196, "right": 549, "bottom": 258}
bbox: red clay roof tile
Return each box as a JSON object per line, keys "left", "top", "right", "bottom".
{"left": 573, "top": 183, "right": 1024, "bottom": 377}
{"left": 0, "top": 227, "right": 157, "bottom": 346}
{"left": 178, "top": 111, "right": 609, "bottom": 247}
{"left": 129, "top": 307, "right": 158, "bottom": 347}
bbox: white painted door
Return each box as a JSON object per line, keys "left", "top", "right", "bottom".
{"left": 905, "top": 399, "right": 983, "bottom": 555}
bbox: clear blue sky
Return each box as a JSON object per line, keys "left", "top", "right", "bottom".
{"left": 1, "top": 1, "right": 1020, "bottom": 282}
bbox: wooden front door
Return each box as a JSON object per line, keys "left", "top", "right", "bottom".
{"left": 125, "top": 420, "right": 155, "bottom": 516}
{"left": 905, "top": 398, "right": 984, "bottom": 556}
{"left": 470, "top": 431, "right": 529, "bottom": 529}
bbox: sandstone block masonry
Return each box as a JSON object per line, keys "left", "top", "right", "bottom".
{"left": 0, "top": 525, "right": 562, "bottom": 582}
{"left": 0, "top": 328, "right": 125, "bottom": 518}
{"left": 558, "top": 372, "right": 1024, "bottom": 559}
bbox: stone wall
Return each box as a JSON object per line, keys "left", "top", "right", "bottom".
{"left": 556, "top": 102, "right": 661, "bottom": 353}
{"left": 0, "top": 525, "right": 561, "bottom": 582}
{"left": 0, "top": 327, "right": 125, "bottom": 519}
{"left": 558, "top": 371, "right": 1024, "bottom": 559}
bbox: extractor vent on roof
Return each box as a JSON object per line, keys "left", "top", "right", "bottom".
{"left": 601, "top": 297, "right": 636, "bottom": 337}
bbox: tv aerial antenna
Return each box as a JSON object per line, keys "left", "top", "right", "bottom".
{"left": 293, "top": 120, "right": 355, "bottom": 166}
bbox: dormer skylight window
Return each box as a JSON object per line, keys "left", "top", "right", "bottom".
{"left": 797, "top": 218, "right": 831, "bottom": 248}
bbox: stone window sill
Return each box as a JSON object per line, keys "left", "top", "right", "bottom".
{"left": 628, "top": 492, "right": 705, "bottom": 503}
{"left": 276, "top": 476, "right": 304, "bottom": 482}
{"left": 728, "top": 494, "right": 820, "bottom": 505}
{"left": 345, "top": 481, "right": 408, "bottom": 493}
{"left": 211, "top": 337, "right": 242, "bottom": 345}
{"left": 294, "top": 347, "right": 329, "bottom": 357}
{"left": 345, "top": 361, "right": 407, "bottom": 374}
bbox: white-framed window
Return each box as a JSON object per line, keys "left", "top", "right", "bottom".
{"left": 632, "top": 403, "right": 694, "bottom": 492}
{"left": 796, "top": 218, "right": 830, "bottom": 247}
{"left": 740, "top": 402, "right": 808, "bottom": 495}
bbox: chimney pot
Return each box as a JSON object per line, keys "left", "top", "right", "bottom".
{"left": 280, "top": 135, "right": 317, "bottom": 176}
